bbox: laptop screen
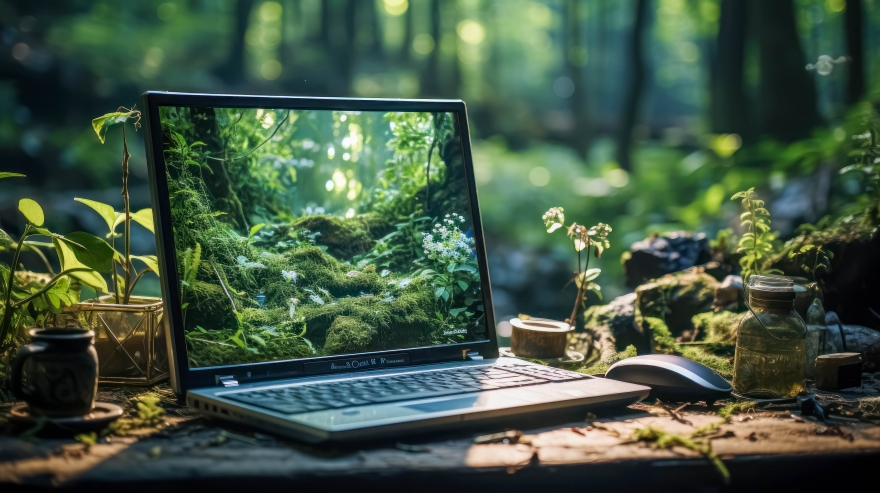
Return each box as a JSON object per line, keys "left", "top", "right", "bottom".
{"left": 157, "top": 106, "right": 488, "bottom": 368}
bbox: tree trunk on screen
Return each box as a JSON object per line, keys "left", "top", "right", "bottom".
{"left": 752, "top": 0, "right": 822, "bottom": 141}
{"left": 192, "top": 107, "right": 248, "bottom": 231}
{"left": 710, "top": 0, "right": 750, "bottom": 139}
{"left": 364, "top": 0, "right": 384, "bottom": 57}
{"left": 615, "top": 0, "right": 650, "bottom": 172}
{"left": 566, "top": 0, "right": 591, "bottom": 158}
{"left": 221, "top": 0, "right": 254, "bottom": 85}
{"left": 845, "top": 0, "right": 865, "bottom": 104}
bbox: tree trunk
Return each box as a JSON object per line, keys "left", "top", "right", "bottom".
{"left": 566, "top": 0, "right": 591, "bottom": 158}
{"left": 220, "top": 0, "right": 254, "bottom": 86}
{"left": 401, "top": 0, "right": 414, "bottom": 62}
{"left": 615, "top": 0, "right": 650, "bottom": 172}
{"left": 845, "top": 0, "right": 865, "bottom": 105}
{"left": 422, "top": 0, "right": 442, "bottom": 96}
{"left": 711, "top": 0, "right": 750, "bottom": 139}
{"left": 752, "top": 0, "right": 822, "bottom": 141}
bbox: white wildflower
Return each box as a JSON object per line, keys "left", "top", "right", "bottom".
{"left": 399, "top": 278, "right": 413, "bottom": 288}
{"left": 282, "top": 270, "right": 297, "bottom": 283}
{"left": 309, "top": 294, "right": 324, "bottom": 305}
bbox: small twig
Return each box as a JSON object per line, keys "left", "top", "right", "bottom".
{"left": 654, "top": 399, "right": 693, "bottom": 425}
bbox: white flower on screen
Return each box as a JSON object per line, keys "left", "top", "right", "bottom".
{"left": 282, "top": 270, "right": 297, "bottom": 283}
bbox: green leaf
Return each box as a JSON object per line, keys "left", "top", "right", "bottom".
{"left": 181, "top": 302, "right": 190, "bottom": 309}
{"left": 74, "top": 198, "right": 122, "bottom": 234}
{"left": 248, "top": 223, "right": 265, "bottom": 239}
{"left": 131, "top": 209, "right": 155, "bottom": 234}
{"left": 456, "top": 280, "right": 469, "bottom": 291}
{"left": 250, "top": 334, "right": 267, "bottom": 347}
{"left": 61, "top": 232, "right": 116, "bottom": 273}
{"left": 92, "top": 111, "right": 134, "bottom": 144}
{"left": 0, "top": 172, "right": 25, "bottom": 179}
{"left": 18, "top": 198, "right": 44, "bottom": 226}
{"left": 229, "top": 330, "right": 247, "bottom": 350}
{"left": 195, "top": 325, "right": 207, "bottom": 333}
{"left": 131, "top": 255, "right": 160, "bottom": 277}
{"left": 53, "top": 238, "right": 109, "bottom": 292}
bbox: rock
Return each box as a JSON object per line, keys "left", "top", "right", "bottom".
{"left": 841, "top": 325, "right": 880, "bottom": 372}
{"left": 623, "top": 231, "right": 712, "bottom": 288}
{"left": 712, "top": 275, "right": 743, "bottom": 312}
{"left": 635, "top": 269, "right": 719, "bottom": 337}
{"left": 581, "top": 293, "right": 647, "bottom": 352}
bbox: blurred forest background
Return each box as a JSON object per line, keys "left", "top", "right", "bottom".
{"left": 1, "top": 0, "right": 879, "bottom": 333}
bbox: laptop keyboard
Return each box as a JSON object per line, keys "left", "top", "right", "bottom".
{"left": 224, "top": 364, "right": 590, "bottom": 415}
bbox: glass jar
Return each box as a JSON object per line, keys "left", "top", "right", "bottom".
{"left": 733, "top": 276, "right": 807, "bottom": 398}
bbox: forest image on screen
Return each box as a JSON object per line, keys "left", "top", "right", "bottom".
{"left": 158, "top": 106, "right": 487, "bottom": 368}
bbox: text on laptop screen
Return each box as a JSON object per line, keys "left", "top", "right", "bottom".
{"left": 158, "top": 106, "right": 488, "bottom": 368}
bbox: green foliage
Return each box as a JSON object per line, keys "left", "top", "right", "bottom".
{"left": 731, "top": 188, "right": 780, "bottom": 281}
{"left": 91, "top": 109, "right": 140, "bottom": 144}
{"left": 18, "top": 199, "right": 44, "bottom": 227}
{"left": 644, "top": 316, "right": 733, "bottom": 379}
{"left": 788, "top": 243, "right": 833, "bottom": 281}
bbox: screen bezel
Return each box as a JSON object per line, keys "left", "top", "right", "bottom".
{"left": 141, "top": 91, "right": 499, "bottom": 394}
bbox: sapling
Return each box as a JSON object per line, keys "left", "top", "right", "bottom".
{"left": 541, "top": 207, "right": 611, "bottom": 329}
{"left": 730, "top": 188, "right": 780, "bottom": 282}
{"left": 76, "top": 108, "right": 159, "bottom": 304}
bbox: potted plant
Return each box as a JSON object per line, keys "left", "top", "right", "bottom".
{"left": 0, "top": 172, "right": 110, "bottom": 400}
{"left": 60, "top": 108, "right": 166, "bottom": 385}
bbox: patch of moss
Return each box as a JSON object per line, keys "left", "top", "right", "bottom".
{"left": 679, "top": 346, "right": 733, "bottom": 379}
{"left": 293, "top": 215, "right": 378, "bottom": 260}
{"left": 644, "top": 316, "right": 734, "bottom": 379}
{"left": 324, "top": 316, "right": 377, "bottom": 354}
{"left": 577, "top": 345, "right": 638, "bottom": 375}
{"left": 635, "top": 269, "right": 718, "bottom": 335}
{"left": 717, "top": 400, "right": 757, "bottom": 420}
{"left": 185, "top": 281, "right": 238, "bottom": 331}
{"left": 691, "top": 311, "right": 742, "bottom": 344}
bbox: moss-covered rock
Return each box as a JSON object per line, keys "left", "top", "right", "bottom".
{"left": 581, "top": 292, "right": 648, "bottom": 353}
{"left": 635, "top": 268, "right": 719, "bottom": 336}
{"left": 293, "top": 215, "right": 379, "bottom": 259}
{"left": 691, "top": 311, "right": 743, "bottom": 345}
{"left": 323, "top": 316, "right": 377, "bottom": 354}
{"left": 185, "top": 281, "right": 238, "bottom": 331}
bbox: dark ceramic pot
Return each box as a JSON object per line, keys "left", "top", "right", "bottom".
{"left": 11, "top": 328, "right": 98, "bottom": 418}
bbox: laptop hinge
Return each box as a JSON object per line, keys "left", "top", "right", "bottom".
{"left": 216, "top": 375, "right": 239, "bottom": 387}
{"left": 463, "top": 350, "right": 483, "bottom": 361}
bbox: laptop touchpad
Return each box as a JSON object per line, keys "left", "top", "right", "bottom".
{"left": 402, "top": 396, "right": 482, "bottom": 413}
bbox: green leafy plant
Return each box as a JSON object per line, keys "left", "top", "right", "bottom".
{"left": 76, "top": 108, "right": 159, "bottom": 304}
{"left": 0, "top": 174, "right": 109, "bottom": 352}
{"left": 420, "top": 213, "right": 481, "bottom": 326}
{"left": 730, "top": 188, "right": 780, "bottom": 281}
{"left": 542, "top": 207, "right": 612, "bottom": 329}
{"left": 788, "top": 243, "right": 833, "bottom": 281}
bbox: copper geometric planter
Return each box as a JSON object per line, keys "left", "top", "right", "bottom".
{"left": 61, "top": 296, "right": 168, "bottom": 385}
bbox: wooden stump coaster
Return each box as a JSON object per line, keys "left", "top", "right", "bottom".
{"left": 509, "top": 318, "right": 572, "bottom": 359}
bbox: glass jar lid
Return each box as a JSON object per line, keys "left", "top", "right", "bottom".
{"left": 748, "top": 275, "right": 796, "bottom": 302}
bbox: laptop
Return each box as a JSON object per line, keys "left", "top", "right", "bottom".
{"left": 141, "top": 92, "right": 649, "bottom": 443}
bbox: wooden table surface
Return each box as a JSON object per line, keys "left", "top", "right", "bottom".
{"left": 2, "top": 384, "right": 879, "bottom": 492}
